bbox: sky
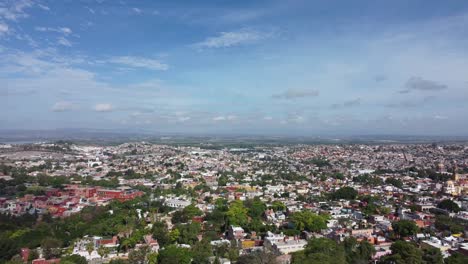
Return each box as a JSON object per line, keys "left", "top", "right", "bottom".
{"left": 1, "top": 0, "right": 468, "bottom": 136}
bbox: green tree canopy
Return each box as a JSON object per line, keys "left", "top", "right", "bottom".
{"left": 172, "top": 204, "right": 203, "bottom": 224}
{"left": 379, "top": 240, "right": 422, "bottom": 264}
{"left": 392, "top": 220, "right": 419, "bottom": 238}
{"left": 422, "top": 247, "right": 443, "bottom": 264}
{"left": 437, "top": 199, "right": 461, "bottom": 213}
{"left": 226, "top": 200, "right": 248, "bottom": 227}
{"left": 331, "top": 187, "right": 358, "bottom": 200}
{"left": 343, "top": 237, "right": 376, "bottom": 264}
{"left": 157, "top": 245, "right": 192, "bottom": 264}
{"left": 60, "top": 254, "right": 87, "bottom": 264}
{"left": 191, "top": 240, "right": 213, "bottom": 264}
{"left": 271, "top": 201, "right": 286, "bottom": 212}
{"left": 152, "top": 221, "right": 171, "bottom": 247}
{"left": 445, "top": 252, "right": 468, "bottom": 264}
{"left": 291, "top": 211, "right": 328, "bottom": 232}
{"left": 292, "top": 237, "right": 346, "bottom": 264}
{"left": 245, "top": 197, "right": 267, "bottom": 220}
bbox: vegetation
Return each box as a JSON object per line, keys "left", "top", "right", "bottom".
{"left": 378, "top": 240, "right": 422, "bottom": 264}
{"left": 290, "top": 211, "right": 328, "bottom": 232}
{"left": 437, "top": 199, "right": 461, "bottom": 213}
{"left": 392, "top": 220, "right": 419, "bottom": 238}
{"left": 331, "top": 187, "right": 358, "bottom": 200}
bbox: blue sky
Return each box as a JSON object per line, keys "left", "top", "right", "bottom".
{"left": 1, "top": 0, "right": 468, "bottom": 136}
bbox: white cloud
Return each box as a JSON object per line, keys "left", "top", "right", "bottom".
{"left": 177, "top": 116, "right": 191, "bottom": 122}
{"left": 272, "top": 89, "right": 319, "bottom": 99}
{"left": 434, "top": 115, "right": 448, "bottom": 120}
{"left": 213, "top": 116, "right": 225, "bottom": 121}
{"left": 85, "top": 6, "right": 95, "bottom": 14}
{"left": 57, "top": 37, "right": 72, "bottom": 47}
{"left": 0, "top": 0, "right": 34, "bottom": 21}
{"left": 289, "top": 115, "right": 305, "bottom": 123}
{"left": 0, "top": 23, "right": 8, "bottom": 36}
{"left": 0, "top": 0, "right": 36, "bottom": 38}
{"left": 35, "top": 26, "right": 72, "bottom": 35}
{"left": 212, "top": 115, "right": 237, "bottom": 121}
{"left": 109, "top": 56, "right": 168, "bottom": 71}
{"left": 193, "top": 28, "right": 272, "bottom": 49}
{"left": 37, "top": 4, "right": 50, "bottom": 11}
{"left": 402, "top": 77, "right": 448, "bottom": 92}
{"left": 94, "top": 103, "right": 113, "bottom": 112}
{"left": 51, "top": 101, "right": 74, "bottom": 112}
{"left": 132, "top": 7, "right": 142, "bottom": 14}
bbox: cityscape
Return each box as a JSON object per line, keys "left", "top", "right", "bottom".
{"left": 1, "top": 0, "right": 468, "bottom": 264}
{"left": 0, "top": 140, "right": 467, "bottom": 263}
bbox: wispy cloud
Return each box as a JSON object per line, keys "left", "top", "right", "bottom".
{"left": 85, "top": 6, "right": 95, "bottom": 14}
{"left": 399, "top": 77, "right": 448, "bottom": 93}
{"left": 272, "top": 89, "right": 319, "bottom": 99}
{"left": 212, "top": 115, "right": 237, "bottom": 121}
{"left": 35, "top": 26, "right": 72, "bottom": 35}
{"left": 331, "top": 98, "right": 362, "bottom": 109}
{"left": 37, "top": 4, "right": 50, "bottom": 11}
{"left": 0, "top": 0, "right": 36, "bottom": 38}
{"left": 51, "top": 101, "right": 75, "bottom": 112}
{"left": 57, "top": 37, "right": 72, "bottom": 47}
{"left": 193, "top": 28, "right": 273, "bottom": 49}
{"left": 385, "top": 96, "right": 436, "bottom": 108}
{"left": 374, "top": 75, "right": 387, "bottom": 82}
{"left": 132, "top": 7, "right": 142, "bottom": 14}
{"left": 0, "top": 23, "right": 8, "bottom": 36}
{"left": 0, "top": 0, "right": 34, "bottom": 21}
{"left": 94, "top": 103, "right": 113, "bottom": 112}
{"left": 109, "top": 56, "right": 169, "bottom": 71}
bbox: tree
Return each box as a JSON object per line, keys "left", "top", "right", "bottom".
{"left": 422, "top": 247, "right": 443, "bottom": 264}
{"left": 379, "top": 240, "right": 422, "bottom": 264}
{"left": 245, "top": 197, "right": 266, "bottom": 219}
{"left": 292, "top": 238, "right": 346, "bottom": 264}
{"left": 227, "top": 241, "right": 240, "bottom": 261}
{"left": 169, "top": 228, "right": 180, "bottom": 243}
{"left": 445, "top": 252, "right": 468, "bottom": 264}
{"left": 291, "top": 211, "right": 328, "bottom": 232}
{"left": 271, "top": 201, "right": 286, "bottom": 212}
{"left": 147, "top": 252, "right": 158, "bottom": 264}
{"left": 28, "top": 250, "right": 39, "bottom": 262}
{"left": 226, "top": 200, "right": 248, "bottom": 227}
{"left": 41, "top": 237, "right": 62, "bottom": 259}
{"left": 177, "top": 222, "right": 202, "bottom": 245}
{"left": 343, "top": 237, "right": 375, "bottom": 264}
{"left": 109, "top": 259, "right": 129, "bottom": 264}
{"left": 386, "top": 178, "right": 403, "bottom": 189}
{"left": 152, "top": 221, "right": 171, "bottom": 247}
{"left": 437, "top": 199, "right": 461, "bottom": 213}
{"left": 5, "top": 256, "right": 24, "bottom": 264}
{"left": 98, "top": 246, "right": 110, "bottom": 259}
{"left": 128, "top": 246, "right": 149, "bottom": 264}
{"left": 392, "top": 220, "right": 419, "bottom": 238}
{"left": 331, "top": 187, "right": 358, "bottom": 200}
{"left": 172, "top": 204, "right": 203, "bottom": 224}
{"left": 157, "top": 245, "right": 191, "bottom": 264}
{"left": 60, "top": 254, "right": 87, "bottom": 264}
{"left": 237, "top": 251, "right": 278, "bottom": 264}
{"left": 192, "top": 240, "right": 213, "bottom": 264}
{"left": 85, "top": 242, "right": 94, "bottom": 256}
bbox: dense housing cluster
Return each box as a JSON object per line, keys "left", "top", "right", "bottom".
{"left": 0, "top": 141, "right": 467, "bottom": 264}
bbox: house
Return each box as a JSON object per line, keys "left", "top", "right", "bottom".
{"left": 271, "top": 237, "right": 307, "bottom": 255}
{"left": 164, "top": 198, "right": 191, "bottom": 209}
{"left": 228, "top": 226, "right": 245, "bottom": 240}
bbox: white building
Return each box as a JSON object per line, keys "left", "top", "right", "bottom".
{"left": 164, "top": 198, "right": 191, "bottom": 209}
